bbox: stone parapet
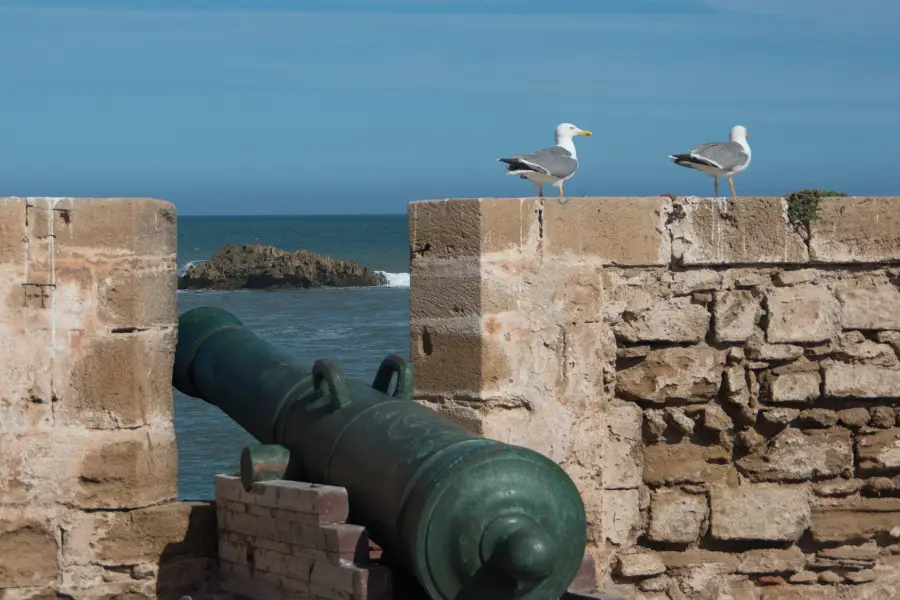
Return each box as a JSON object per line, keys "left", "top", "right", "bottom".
{"left": 409, "top": 195, "right": 900, "bottom": 600}
{"left": 0, "top": 197, "right": 216, "bottom": 599}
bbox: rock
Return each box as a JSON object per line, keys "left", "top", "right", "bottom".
{"left": 602, "top": 404, "right": 644, "bottom": 489}
{"left": 178, "top": 243, "right": 387, "bottom": 290}
{"left": 863, "top": 477, "right": 896, "bottom": 495}
{"left": 797, "top": 409, "right": 839, "bottom": 428}
{"left": 824, "top": 364, "right": 900, "bottom": 398}
{"left": 810, "top": 497, "right": 900, "bottom": 543}
{"left": 692, "top": 292, "right": 714, "bottom": 304}
{"left": 763, "top": 371, "right": 821, "bottom": 404}
{"left": 748, "top": 344, "right": 805, "bottom": 361}
{"left": 616, "top": 346, "right": 724, "bottom": 404}
{"left": 603, "top": 489, "right": 642, "bottom": 546}
{"left": 736, "top": 429, "right": 766, "bottom": 452}
{"left": 835, "top": 284, "right": 900, "bottom": 330}
{"left": 647, "top": 489, "right": 708, "bottom": 544}
{"left": 766, "top": 285, "right": 841, "bottom": 344}
{"left": 834, "top": 339, "right": 898, "bottom": 367}
{"left": 710, "top": 483, "right": 810, "bottom": 542}
{"left": 713, "top": 291, "right": 761, "bottom": 342}
{"left": 645, "top": 409, "right": 668, "bottom": 443}
{"left": 665, "top": 407, "right": 696, "bottom": 437}
{"left": 670, "top": 269, "right": 723, "bottom": 294}
{"left": 856, "top": 428, "right": 900, "bottom": 474}
{"left": 870, "top": 406, "right": 897, "bottom": 429}
{"left": 0, "top": 519, "right": 60, "bottom": 587}
{"left": 774, "top": 270, "right": 818, "bottom": 286}
{"left": 758, "top": 576, "right": 787, "bottom": 586}
{"left": 759, "top": 408, "right": 800, "bottom": 427}
{"left": 643, "top": 443, "right": 730, "bottom": 486}
{"left": 876, "top": 331, "right": 900, "bottom": 355}
{"left": 727, "top": 347, "right": 745, "bottom": 364}
{"left": 838, "top": 408, "right": 871, "bottom": 429}
{"left": 810, "top": 542, "right": 880, "bottom": 570}
{"left": 725, "top": 366, "right": 750, "bottom": 405}
{"left": 639, "top": 576, "right": 669, "bottom": 592}
{"left": 618, "top": 345, "right": 651, "bottom": 359}
{"left": 702, "top": 405, "right": 734, "bottom": 432}
{"left": 614, "top": 296, "right": 710, "bottom": 343}
{"left": 845, "top": 569, "right": 877, "bottom": 584}
{"left": 818, "top": 571, "right": 842, "bottom": 584}
{"left": 788, "top": 571, "right": 818, "bottom": 584}
{"left": 616, "top": 552, "right": 667, "bottom": 578}
{"left": 813, "top": 479, "right": 863, "bottom": 497}
{"left": 737, "top": 547, "right": 806, "bottom": 574}
{"left": 737, "top": 428, "right": 853, "bottom": 482}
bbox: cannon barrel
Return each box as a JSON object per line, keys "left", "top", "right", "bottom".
{"left": 173, "top": 306, "right": 587, "bottom": 600}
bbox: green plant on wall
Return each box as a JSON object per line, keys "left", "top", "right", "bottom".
{"left": 785, "top": 188, "right": 848, "bottom": 225}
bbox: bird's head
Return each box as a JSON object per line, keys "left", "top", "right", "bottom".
{"left": 556, "top": 123, "right": 592, "bottom": 142}
{"left": 731, "top": 125, "right": 749, "bottom": 142}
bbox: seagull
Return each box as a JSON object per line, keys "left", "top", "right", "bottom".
{"left": 499, "top": 123, "right": 592, "bottom": 201}
{"left": 668, "top": 125, "right": 751, "bottom": 198}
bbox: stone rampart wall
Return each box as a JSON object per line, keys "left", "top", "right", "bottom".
{"left": 408, "top": 195, "right": 900, "bottom": 600}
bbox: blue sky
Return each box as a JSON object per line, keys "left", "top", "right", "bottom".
{"left": 0, "top": 0, "right": 898, "bottom": 215}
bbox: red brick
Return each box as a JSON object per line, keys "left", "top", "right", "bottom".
{"left": 320, "top": 524, "right": 369, "bottom": 563}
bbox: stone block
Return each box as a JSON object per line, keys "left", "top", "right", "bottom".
{"left": 824, "top": 364, "right": 900, "bottom": 398}
{"left": 737, "top": 547, "right": 806, "bottom": 575}
{"left": 603, "top": 489, "right": 642, "bottom": 546}
{"left": 616, "top": 346, "right": 723, "bottom": 403}
{"left": 857, "top": 428, "right": 900, "bottom": 474}
{"left": 96, "top": 257, "right": 178, "bottom": 330}
{"left": 217, "top": 475, "right": 351, "bottom": 523}
{"left": 710, "top": 484, "right": 810, "bottom": 542}
{"left": 613, "top": 296, "right": 710, "bottom": 343}
{"left": 36, "top": 197, "right": 177, "bottom": 257}
{"left": 410, "top": 257, "right": 481, "bottom": 320}
{"left": 669, "top": 196, "right": 808, "bottom": 265}
{"left": 810, "top": 497, "right": 900, "bottom": 543}
{"left": 835, "top": 283, "right": 900, "bottom": 330}
{"left": 543, "top": 197, "right": 671, "bottom": 265}
{"left": 601, "top": 404, "right": 643, "bottom": 489}
{"left": 643, "top": 443, "right": 730, "bottom": 486}
{"left": 809, "top": 196, "right": 900, "bottom": 263}
{"left": 763, "top": 371, "right": 821, "bottom": 404}
{"left": 56, "top": 328, "right": 176, "bottom": 428}
{"left": 647, "top": 488, "right": 708, "bottom": 544}
{"left": 617, "top": 552, "right": 666, "bottom": 578}
{"left": 766, "top": 285, "right": 841, "bottom": 343}
{"left": 0, "top": 518, "right": 59, "bottom": 588}
{"left": 737, "top": 428, "right": 854, "bottom": 482}
{"left": 0, "top": 197, "right": 26, "bottom": 264}
{"left": 713, "top": 290, "right": 761, "bottom": 343}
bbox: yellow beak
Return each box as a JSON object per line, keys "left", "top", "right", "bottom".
{"left": 745, "top": 132, "right": 750, "bottom": 139}
{"left": 579, "top": 130, "right": 593, "bottom": 137}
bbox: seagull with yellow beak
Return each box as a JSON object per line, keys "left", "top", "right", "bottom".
{"left": 499, "top": 123, "right": 592, "bottom": 201}
{"left": 668, "top": 125, "right": 752, "bottom": 199}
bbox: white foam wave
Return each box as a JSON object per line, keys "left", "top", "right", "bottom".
{"left": 377, "top": 271, "right": 410, "bottom": 288}
{"left": 178, "top": 259, "right": 207, "bottom": 277}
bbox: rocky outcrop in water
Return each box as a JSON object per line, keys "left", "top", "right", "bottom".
{"left": 178, "top": 243, "right": 388, "bottom": 291}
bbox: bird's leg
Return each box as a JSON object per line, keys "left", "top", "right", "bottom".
{"left": 729, "top": 177, "right": 737, "bottom": 199}
{"left": 714, "top": 177, "right": 719, "bottom": 198}
{"left": 559, "top": 183, "right": 564, "bottom": 200}
{"left": 538, "top": 186, "right": 544, "bottom": 198}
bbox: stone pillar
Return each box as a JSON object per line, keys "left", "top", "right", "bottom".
{"left": 0, "top": 197, "right": 216, "bottom": 600}
{"left": 408, "top": 197, "right": 671, "bottom": 581}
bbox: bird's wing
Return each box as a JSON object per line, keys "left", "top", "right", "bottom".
{"left": 688, "top": 141, "right": 749, "bottom": 171}
{"left": 500, "top": 146, "right": 578, "bottom": 179}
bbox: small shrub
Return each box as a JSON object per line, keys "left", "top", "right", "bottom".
{"left": 785, "top": 188, "right": 848, "bottom": 225}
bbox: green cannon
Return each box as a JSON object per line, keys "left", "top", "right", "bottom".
{"left": 172, "top": 306, "right": 587, "bottom": 600}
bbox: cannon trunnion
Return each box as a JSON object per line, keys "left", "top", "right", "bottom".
{"left": 173, "top": 306, "right": 588, "bottom": 600}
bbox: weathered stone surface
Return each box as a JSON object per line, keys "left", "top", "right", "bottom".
{"left": 836, "top": 284, "right": 900, "bottom": 330}
{"left": 669, "top": 196, "right": 808, "bottom": 265}
{"left": 710, "top": 484, "right": 810, "bottom": 542}
{"left": 766, "top": 285, "right": 841, "bottom": 343}
{"left": 737, "top": 547, "right": 806, "bottom": 575}
{"left": 811, "top": 497, "right": 900, "bottom": 543}
{"left": 798, "top": 409, "right": 839, "bottom": 428}
{"left": 813, "top": 479, "right": 864, "bottom": 497}
{"left": 838, "top": 407, "right": 872, "bottom": 429}
{"left": 544, "top": 197, "right": 671, "bottom": 265}
{"left": 869, "top": 406, "right": 897, "bottom": 429}
{"left": 810, "top": 542, "right": 879, "bottom": 570}
{"left": 702, "top": 405, "right": 733, "bottom": 432}
{"left": 748, "top": 343, "right": 804, "bottom": 361}
{"left": 713, "top": 290, "right": 761, "bottom": 342}
{"left": 809, "top": 196, "right": 900, "bottom": 263}
{"left": 737, "top": 428, "right": 853, "bottom": 482}
{"left": 665, "top": 407, "right": 696, "bottom": 436}
{"left": 774, "top": 269, "right": 818, "bottom": 286}
{"left": 824, "top": 364, "right": 900, "bottom": 398}
{"left": 617, "top": 346, "right": 723, "bottom": 403}
{"left": 857, "top": 428, "right": 900, "bottom": 474}
{"left": 613, "top": 297, "right": 710, "bottom": 343}
{"left": 644, "top": 443, "right": 730, "bottom": 486}
{"left": 601, "top": 404, "right": 644, "bottom": 489}
{"left": 644, "top": 409, "right": 668, "bottom": 443}
{"left": 603, "top": 489, "right": 642, "bottom": 545}
{"left": 0, "top": 519, "right": 59, "bottom": 587}
{"left": 759, "top": 408, "right": 800, "bottom": 427}
{"left": 617, "top": 552, "right": 666, "bottom": 578}
{"left": 647, "top": 489, "right": 708, "bottom": 544}
{"left": 763, "top": 371, "right": 821, "bottom": 404}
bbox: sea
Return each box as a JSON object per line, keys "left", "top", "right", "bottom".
{"left": 174, "top": 214, "right": 411, "bottom": 500}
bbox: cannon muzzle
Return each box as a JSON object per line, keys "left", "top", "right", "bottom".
{"left": 173, "top": 306, "right": 587, "bottom": 600}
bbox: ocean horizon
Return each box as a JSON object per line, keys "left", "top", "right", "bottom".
{"left": 174, "top": 213, "right": 411, "bottom": 500}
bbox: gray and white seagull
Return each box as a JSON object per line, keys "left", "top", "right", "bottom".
{"left": 668, "top": 125, "right": 752, "bottom": 198}
{"left": 499, "top": 123, "right": 592, "bottom": 200}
